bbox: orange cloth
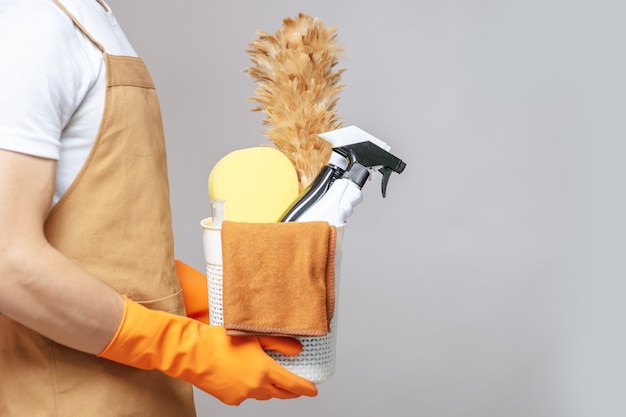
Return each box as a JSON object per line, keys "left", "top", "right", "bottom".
{"left": 221, "top": 221, "right": 337, "bottom": 337}
{"left": 175, "top": 260, "right": 210, "bottom": 324}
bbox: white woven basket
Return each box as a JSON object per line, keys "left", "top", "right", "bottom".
{"left": 201, "top": 218, "right": 344, "bottom": 384}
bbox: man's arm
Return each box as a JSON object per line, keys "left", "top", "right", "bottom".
{"left": 0, "top": 149, "right": 124, "bottom": 354}
{"left": 0, "top": 149, "right": 319, "bottom": 404}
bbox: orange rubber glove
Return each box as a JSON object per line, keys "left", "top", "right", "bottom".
{"left": 98, "top": 296, "right": 318, "bottom": 405}
{"left": 175, "top": 260, "right": 210, "bottom": 324}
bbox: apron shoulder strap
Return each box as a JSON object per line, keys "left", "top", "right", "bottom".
{"left": 52, "top": 0, "right": 106, "bottom": 53}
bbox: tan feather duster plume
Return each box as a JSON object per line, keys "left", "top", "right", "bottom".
{"left": 246, "top": 13, "right": 346, "bottom": 190}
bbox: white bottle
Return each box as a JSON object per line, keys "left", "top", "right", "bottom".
{"left": 296, "top": 164, "right": 369, "bottom": 226}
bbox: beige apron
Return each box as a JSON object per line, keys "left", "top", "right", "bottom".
{"left": 0, "top": 2, "right": 196, "bottom": 416}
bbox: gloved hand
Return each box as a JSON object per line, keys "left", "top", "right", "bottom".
{"left": 175, "top": 260, "right": 210, "bottom": 324}
{"left": 98, "top": 296, "right": 318, "bottom": 405}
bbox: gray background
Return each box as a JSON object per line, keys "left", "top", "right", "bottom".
{"left": 107, "top": 1, "right": 625, "bottom": 416}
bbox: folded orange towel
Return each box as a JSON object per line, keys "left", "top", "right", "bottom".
{"left": 221, "top": 221, "right": 337, "bottom": 337}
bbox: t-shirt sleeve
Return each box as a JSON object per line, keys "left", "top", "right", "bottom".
{"left": 0, "top": 3, "right": 93, "bottom": 160}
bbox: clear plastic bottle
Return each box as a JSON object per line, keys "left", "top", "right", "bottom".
{"left": 210, "top": 199, "right": 227, "bottom": 227}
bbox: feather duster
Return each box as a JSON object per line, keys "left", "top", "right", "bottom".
{"left": 245, "top": 13, "right": 346, "bottom": 190}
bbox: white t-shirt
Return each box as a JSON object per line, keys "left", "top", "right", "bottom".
{"left": 0, "top": 0, "right": 137, "bottom": 205}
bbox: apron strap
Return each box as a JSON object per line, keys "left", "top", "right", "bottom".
{"left": 52, "top": 0, "right": 106, "bottom": 53}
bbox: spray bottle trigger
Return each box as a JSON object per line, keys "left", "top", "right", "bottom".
{"left": 379, "top": 167, "right": 392, "bottom": 198}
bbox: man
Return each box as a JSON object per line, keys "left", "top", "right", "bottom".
{"left": 0, "top": 1, "right": 317, "bottom": 415}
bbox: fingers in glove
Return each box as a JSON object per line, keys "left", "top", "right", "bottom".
{"left": 253, "top": 385, "right": 302, "bottom": 401}
{"left": 269, "top": 363, "right": 318, "bottom": 398}
{"left": 257, "top": 336, "right": 303, "bottom": 356}
{"left": 268, "top": 385, "right": 304, "bottom": 400}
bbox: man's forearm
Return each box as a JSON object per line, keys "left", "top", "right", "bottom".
{"left": 0, "top": 150, "right": 125, "bottom": 355}
{"left": 0, "top": 241, "right": 124, "bottom": 354}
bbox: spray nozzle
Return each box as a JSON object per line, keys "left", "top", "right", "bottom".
{"left": 319, "top": 126, "right": 406, "bottom": 197}
{"left": 333, "top": 141, "right": 406, "bottom": 197}
{"left": 318, "top": 126, "right": 406, "bottom": 197}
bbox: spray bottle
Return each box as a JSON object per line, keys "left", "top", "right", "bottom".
{"left": 279, "top": 126, "right": 406, "bottom": 226}
{"left": 279, "top": 146, "right": 349, "bottom": 223}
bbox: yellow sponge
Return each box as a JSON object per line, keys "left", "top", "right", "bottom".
{"left": 208, "top": 147, "right": 299, "bottom": 223}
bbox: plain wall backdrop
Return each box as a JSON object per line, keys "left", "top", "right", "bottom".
{"left": 106, "top": 1, "right": 626, "bottom": 416}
